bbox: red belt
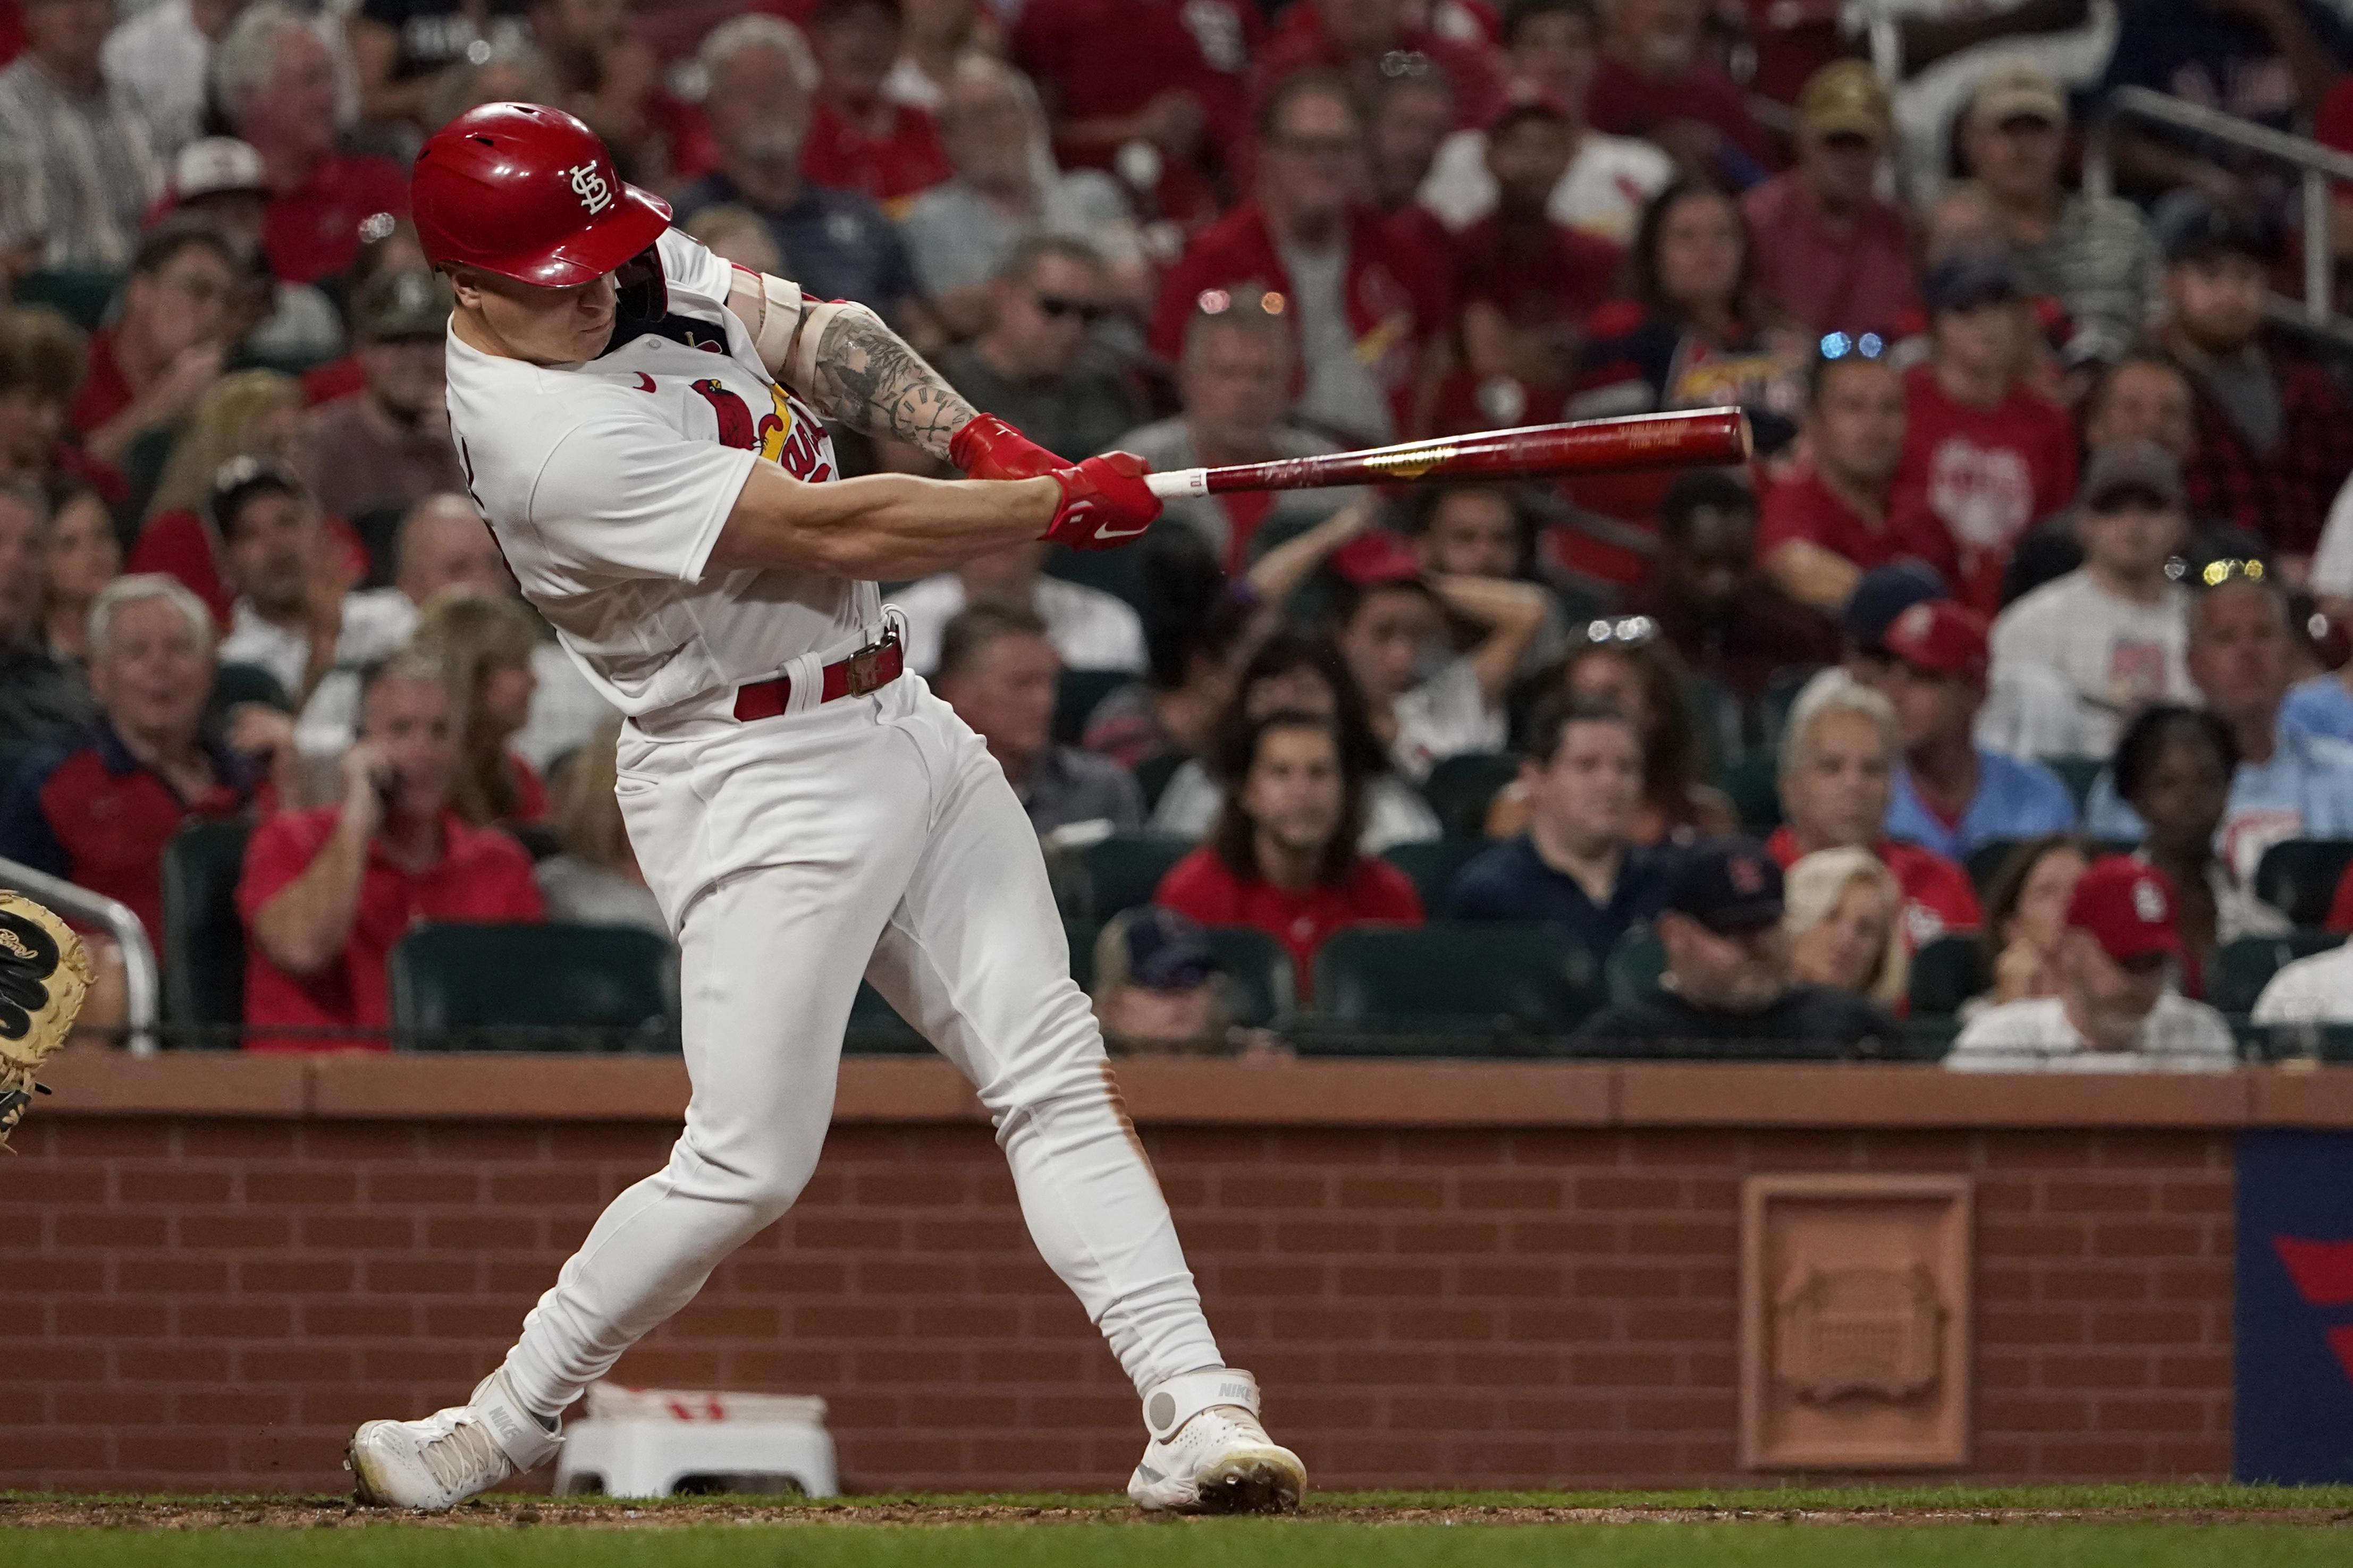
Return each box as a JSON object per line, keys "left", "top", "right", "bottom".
{"left": 731, "top": 634, "right": 904, "bottom": 722}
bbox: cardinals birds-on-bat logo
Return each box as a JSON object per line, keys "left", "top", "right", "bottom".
{"left": 689, "top": 378, "right": 832, "bottom": 483}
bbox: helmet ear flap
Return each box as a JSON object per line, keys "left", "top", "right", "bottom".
{"left": 602, "top": 244, "right": 669, "bottom": 355}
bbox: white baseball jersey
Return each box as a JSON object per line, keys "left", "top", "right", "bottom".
{"left": 443, "top": 227, "right": 876, "bottom": 722}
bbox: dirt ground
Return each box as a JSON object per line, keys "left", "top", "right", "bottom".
{"left": 6, "top": 1497, "right": 2353, "bottom": 1531}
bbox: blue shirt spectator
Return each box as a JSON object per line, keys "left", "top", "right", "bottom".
{"left": 1439, "top": 692, "right": 1665, "bottom": 959}
{"left": 1878, "top": 598, "right": 2080, "bottom": 862}
{"left": 1886, "top": 752, "right": 2078, "bottom": 863}
{"left": 2086, "top": 577, "right": 2353, "bottom": 881}
{"left": 2281, "top": 672, "right": 2353, "bottom": 744}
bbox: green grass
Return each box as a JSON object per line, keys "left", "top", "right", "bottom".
{"left": 6, "top": 1523, "right": 2351, "bottom": 1568}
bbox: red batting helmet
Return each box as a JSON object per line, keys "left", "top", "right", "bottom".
{"left": 411, "top": 102, "right": 671, "bottom": 288}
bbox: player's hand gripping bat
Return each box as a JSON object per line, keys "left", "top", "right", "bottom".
{"left": 1142, "top": 408, "right": 1752, "bottom": 499}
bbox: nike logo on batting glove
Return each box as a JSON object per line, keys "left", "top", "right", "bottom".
{"left": 1042, "top": 453, "right": 1161, "bottom": 550}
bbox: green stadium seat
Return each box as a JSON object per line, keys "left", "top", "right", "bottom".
{"left": 1064, "top": 918, "right": 1099, "bottom": 993}
{"left": 1717, "top": 751, "right": 1782, "bottom": 833}
{"left": 1603, "top": 925, "right": 1666, "bottom": 1004}
{"left": 1076, "top": 833, "right": 1196, "bottom": 922}
{"left": 1133, "top": 751, "right": 1188, "bottom": 813}
{"left": 844, "top": 981, "right": 929, "bottom": 1054}
{"left": 1040, "top": 541, "right": 1145, "bottom": 613}
{"left": 13, "top": 269, "right": 123, "bottom": 330}
{"left": 2041, "top": 756, "right": 2105, "bottom": 810}
{"left": 1421, "top": 752, "right": 1520, "bottom": 838}
{"left": 1054, "top": 667, "right": 1131, "bottom": 746}
{"left": 1380, "top": 838, "right": 1488, "bottom": 912}
{"left": 1681, "top": 669, "right": 1744, "bottom": 778}
{"left": 159, "top": 820, "right": 252, "bottom": 1041}
{"left": 389, "top": 923, "right": 678, "bottom": 1052}
{"left": 2208, "top": 931, "right": 2345, "bottom": 1016}
{"left": 1203, "top": 925, "right": 1295, "bottom": 1028}
{"left": 1964, "top": 839, "right": 2027, "bottom": 899}
{"left": 1306, "top": 923, "right": 1599, "bottom": 1051}
{"left": 1756, "top": 664, "right": 1823, "bottom": 752}
{"left": 1908, "top": 934, "right": 1989, "bottom": 1017}
{"left": 2254, "top": 840, "right": 2353, "bottom": 928}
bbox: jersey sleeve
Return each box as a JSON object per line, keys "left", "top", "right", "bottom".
{"left": 654, "top": 226, "right": 733, "bottom": 317}
{"left": 527, "top": 415, "right": 759, "bottom": 586}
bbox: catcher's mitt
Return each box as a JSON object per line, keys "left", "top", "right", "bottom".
{"left": 0, "top": 892, "right": 92, "bottom": 1151}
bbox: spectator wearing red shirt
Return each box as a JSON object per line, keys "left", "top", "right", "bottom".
{"left": 2157, "top": 195, "right": 2353, "bottom": 573}
{"left": 1588, "top": 0, "right": 1777, "bottom": 189}
{"left": 68, "top": 225, "right": 237, "bottom": 470}
{"left": 799, "top": 0, "right": 950, "bottom": 216}
{"left": 1455, "top": 99, "right": 1623, "bottom": 397}
{"left": 1740, "top": 61, "right": 1916, "bottom": 338}
{"left": 1760, "top": 340, "right": 1956, "bottom": 612}
{"left": 1151, "top": 71, "right": 1449, "bottom": 446}
{"left": 1768, "top": 676, "right": 1981, "bottom": 951}
{"left": 1, "top": 307, "right": 124, "bottom": 509}
{"left": 1154, "top": 709, "right": 1423, "bottom": 997}
{"left": 213, "top": 4, "right": 408, "bottom": 284}
{"left": 0, "top": 575, "right": 291, "bottom": 944}
{"left": 239, "top": 652, "right": 542, "bottom": 1052}
{"left": 1895, "top": 253, "right": 2079, "bottom": 614}
{"left": 1012, "top": 0, "right": 1259, "bottom": 226}
{"left": 2330, "top": 857, "right": 2353, "bottom": 933}
{"left": 1252, "top": 0, "right": 1507, "bottom": 134}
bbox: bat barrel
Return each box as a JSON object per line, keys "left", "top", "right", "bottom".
{"left": 1184, "top": 409, "right": 1751, "bottom": 496}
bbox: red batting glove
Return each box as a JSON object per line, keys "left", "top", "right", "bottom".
{"left": 1042, "top": 452, "right": 1161, "bottom": 551}
{"left": 948, "top": 413, "right": 1063, "bottom": 481}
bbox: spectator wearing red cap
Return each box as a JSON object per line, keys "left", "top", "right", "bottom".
{"left": 1879, "top": 598, "right": 2077, "bottom": 862}
{"left": 1417, "top": 0, "right": 1672, "bottom": 243}
{"left": 1153, "top": 708, "right": 1423, "bottom": 998}
{"left": 1769, "top": 676, "right": 1981, "bottom": 951}
{"left": 1740, "top": 62, "right": 1916, "bottom": 340}
{"left": 1896, "top": 252, "right": 2079, "bottom": 615}
{"left": 1947, "top": 857, "right": 2236, "bottom": 1070}
{"left": 1150, "top": 71, "right": 1449, "bottom": 446}
{"left": 1759, "top": 338, "right": 1956, "bottom": 612}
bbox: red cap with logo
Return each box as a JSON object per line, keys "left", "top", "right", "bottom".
{"left": 411, "top": 102, "right": 672, "bottom": 287}
{"left": 1327, "top": 528, "right": 1424, "bottom": 588}
{"left": 2064, "top": 857, "right": 2181, "bottom": 962}
{"left": 1881, "top": 598, "right": 1989, "bottom": 680}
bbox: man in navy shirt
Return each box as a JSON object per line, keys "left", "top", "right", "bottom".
{"left": 1882, "top": 597, "right": 2077, "bottom": 861}
{"left": 1443, "top": 691, "right": 1668, "bottom": 957}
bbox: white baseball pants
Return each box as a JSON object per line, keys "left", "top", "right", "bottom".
{"left": 499, "top": 673, "right": 1223, "bottom": 1417}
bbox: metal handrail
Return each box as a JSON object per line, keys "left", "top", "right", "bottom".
{"left": 2088, "top": 84, "right": 2353, "bottom": 345}
{"left": 0, "top": 854, "right": 159, "bottom": 1056}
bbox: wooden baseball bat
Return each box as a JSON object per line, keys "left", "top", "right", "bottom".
{"left": 1143, "top": 408, "right": 1752, "bottom": 499}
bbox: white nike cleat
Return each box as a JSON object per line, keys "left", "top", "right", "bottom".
{"left": 1127, "top": 1367, "right": 1305, "bottom": 1514}
{"left": 348, "top": 1368, "right": 562, "bottom": 1512}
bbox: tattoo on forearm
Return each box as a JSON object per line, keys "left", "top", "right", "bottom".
{"left": 809, "top": 311, "right": 977, "bottom": 459}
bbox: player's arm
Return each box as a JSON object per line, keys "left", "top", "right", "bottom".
{"left": 724, "top": 269, "right": 1068, "bottom": 479}
{"left": 706, "top": 454, "right": 1157, "bottom": 581}
{"left": 726, "top": 270, "right": 975, "bottom": 460}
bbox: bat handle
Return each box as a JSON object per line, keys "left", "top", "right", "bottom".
{"left": 1146, "top": 468, "right": 1211, "bottom": 501}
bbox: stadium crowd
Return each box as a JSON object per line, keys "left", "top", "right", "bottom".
{"left": 4, "top": 0, "right": 2353, "bottom": 1068}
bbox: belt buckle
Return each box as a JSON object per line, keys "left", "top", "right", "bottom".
{"left": 841, "top": 633, "right": 893, "bottom": 697}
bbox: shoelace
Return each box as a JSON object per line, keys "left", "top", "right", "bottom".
{"left": 416, "top": 1413, "right": 508, "bottom": 1493}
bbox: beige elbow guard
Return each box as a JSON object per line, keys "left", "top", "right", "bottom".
{"left": 726, "top": 265, "right": 811, "bottom": 377}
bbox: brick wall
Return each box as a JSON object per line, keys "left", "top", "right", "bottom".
{"left": 1, "top": 1057, "right": 2245, "bottom": 1494}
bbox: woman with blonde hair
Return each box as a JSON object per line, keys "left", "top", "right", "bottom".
{"left": 407, "top": 594, "right": 547, "bottom": 826}
{"left": 535, "top": 721, "right": 667, "bottom": 937}
{"left": 1784, "top": 847, "right": 1909, "bottom": 1010}
{"left": 125, "top": 370, "right": 315, "bottom": 625}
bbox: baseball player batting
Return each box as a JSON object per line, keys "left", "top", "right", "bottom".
{"left": 344, "top": 103, "right": 1299, "bottom": 1514}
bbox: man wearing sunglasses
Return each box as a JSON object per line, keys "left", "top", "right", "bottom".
{"left": 934, "top": 233, "right": 1146, "bottom": 467}
{"left": 1947, "top": 856, "right": 2235, "bottom": 1070}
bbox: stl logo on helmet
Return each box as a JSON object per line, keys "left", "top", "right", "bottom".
{"left": 563, "top": 160, "right": 614, "bottom": 216}
{"left": 688, "top": 379, "right": 833, "bottom": 482}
